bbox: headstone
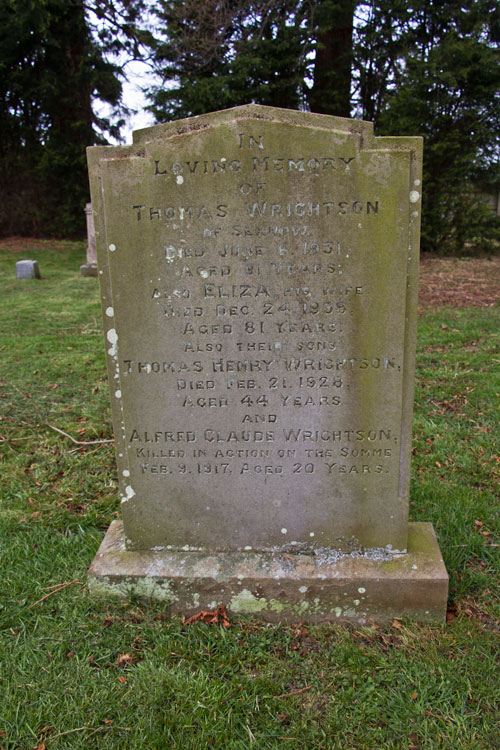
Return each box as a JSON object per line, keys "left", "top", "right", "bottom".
{"left": 16, "top": 260, "right": 40, "bottom": 279}
{"left": 80, "top": 202, "right": 98, "bottom": 277}
{"left": 87, "top": 105, "right": 448, "bottom": 623}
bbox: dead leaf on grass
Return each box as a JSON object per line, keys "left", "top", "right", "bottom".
{"left": 290, "top": 621, "right": 309, "bottom": 638}
{"left": 132, "top": 636, "right": 144, "bottom": 651}
{"left": 446, "top": 604, "right": 457, "bottom": 623}
{"left": 116, "top": 653, "right": 135, "bottom": 668}
{"left": 184, "top": 604, "right": 231, "bottom": 628}
{"left": 379, "top": 633, "right": 402, "bottom": 649}
{"left": 277, "top": 711, "right": 291, "bottom": 724}
{"left": 457, "top": 600, "right": 500, "bottom": 631}
{"left": 392, "top": 618, "right": 403, "bottom": 629}
{"left": 126, "top": 607, "right": 146, "bottom": 623}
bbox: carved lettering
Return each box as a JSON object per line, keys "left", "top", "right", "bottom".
{"left": 94, "top": 111, "right": 420, "bottom": 552}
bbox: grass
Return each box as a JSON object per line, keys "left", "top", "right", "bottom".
{"left": 0, "top": 241, "right": 499, "bottom": 749}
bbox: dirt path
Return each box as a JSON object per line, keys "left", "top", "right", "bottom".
{"left": 0, "top": 236, "right": 73, "bottom": 253}
{"left": 418, "top": 254, "right": 500, "bottom": 308}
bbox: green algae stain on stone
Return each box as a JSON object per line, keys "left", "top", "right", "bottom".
{"left": 269, "top": 599, "right": 285, "bottom": 613}
{"left": 90, "top": 575, "right": 179, "bottom": 604}
{"left": 230, "top": 589, "right": 268, "bottom": 613}
{"left": 191, "top": 592, "right": 201, "bottom": 609}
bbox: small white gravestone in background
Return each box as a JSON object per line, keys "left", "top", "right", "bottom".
{"left": 87, "top": 105, "right": 448, "bottom": 624}
{"left": 16, "top": 260, "right": 40, "bottom": 279}
{"left": 80, "top": 202, "right": 98, "bottom": 277}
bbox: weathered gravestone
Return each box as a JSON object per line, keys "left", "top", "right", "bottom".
{"left": 16, "top": 259, "right": 40, "bottom": 279}
{"left": 87, "top": 105, "right": 448, "bottom": 623}
{"left": 80, "top": 202, "right": 98, "bottom": 277}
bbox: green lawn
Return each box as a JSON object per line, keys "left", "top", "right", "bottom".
{"left": 0, "top": 242, "right": 498, "bottom": 749}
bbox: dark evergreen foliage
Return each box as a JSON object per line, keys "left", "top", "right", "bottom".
{"left": 147, "top": 0, "right": 314, "bottom": 121}
{"left": 149, "top": 0, "right": 500, "bottom": 253}
{"left": 0, "top": 0, "right": 145, "bottom": 238}
{"left": 355, "top": 0, "right": 500, "bottom": 253}
{"left": 1, "top": 0, "right": 499, "bottom": 250}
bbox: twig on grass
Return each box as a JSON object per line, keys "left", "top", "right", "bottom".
{"left": 4, "top": 379, "right": 45, "bottom": 422}
{"left": 30, "top": 580, "right": 84, "bottom": 608}
{"left": 67, "top": 446, "right": 100, "bottom": 456}
{"left": 5, "top": 379, "right": 32, "bottom": 401}
{"left": 0, "top": 436, "right": 36, "bottom": 443}
{"left": 87, "top": 726, "right": 132, "bottom": 738}
{"left": 50, "top": 726, "right": 131, "bottom": 740}
{"left": 245, "top": 724, "right": 256, "bottom": 742}
{"left": 425, "top": 709, "right": 454, "bottom": 723}
{"left": 41, "top": 581, "right": 79, "bottom": 591}
{"left": 449, "top": 543, "right": 499, "bottom": 547}
{"left": 220, "top": 687, "right": 243, "bottom": 704}
{"left": 47, "top": 423, "right": 114, "bottom": 445}
{"left": 274, "top": 686, "right": 312, "bottom": 699}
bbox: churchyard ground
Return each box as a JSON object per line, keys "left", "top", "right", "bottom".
{"left": 0, "top": 239, "right": 498, "bottom": 749}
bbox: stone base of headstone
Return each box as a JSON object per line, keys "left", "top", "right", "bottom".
{"left": 80, "top": 263, "right": 98, "bottom": 277}
{"left": 88, "top": 521, "right": 448, "bottom": 624}
{"left": 16, "top": 260, "right": 41, "bottom": 279}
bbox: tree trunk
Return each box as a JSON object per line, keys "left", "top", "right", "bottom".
{"left": 308, "top": 0, "right": 355, "bottom": 118}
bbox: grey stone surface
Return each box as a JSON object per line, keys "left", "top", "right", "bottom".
{"left": 87, "top": 105, "right": 447, "bottom": 621}
{"left": 85, "top": 202, "right": 97, "bottom": 264}
{"left": 81, "top": 202, "right": 98, "bottom": 276}
{"left": 16, "top": 259, "right": 40, "bottom": 279}
{"left": 89, "top": 520, "right": 449, "bottom": 624}
{"left": 80, "top": 263, "right": 98, "bottom": 277}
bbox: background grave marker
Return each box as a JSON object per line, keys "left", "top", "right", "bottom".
{"left": 80, "top": 202, "right": 98, "bottom": 277}
{"left": 16, "top": 259, "right": 40, "bottom": 279}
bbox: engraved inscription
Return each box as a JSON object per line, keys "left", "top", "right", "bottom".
{"left": 93, "top": 110, "right": 419, "bottom": 550}
{"left": 123, "top": 164, "right": 398, "bottom": 483}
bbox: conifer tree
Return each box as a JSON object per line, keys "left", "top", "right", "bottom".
{"left": 355, "top": 0, "right": 500, "bottom": 252}
{"left": 0, "top": 0, "right": 147, "bottom": 237}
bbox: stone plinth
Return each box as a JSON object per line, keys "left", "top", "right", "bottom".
{"left": 80, "top": 263, "right": 98, "bottom": 277}
{"left": 89, "top": 521, "right": 448, "bottom": 624}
